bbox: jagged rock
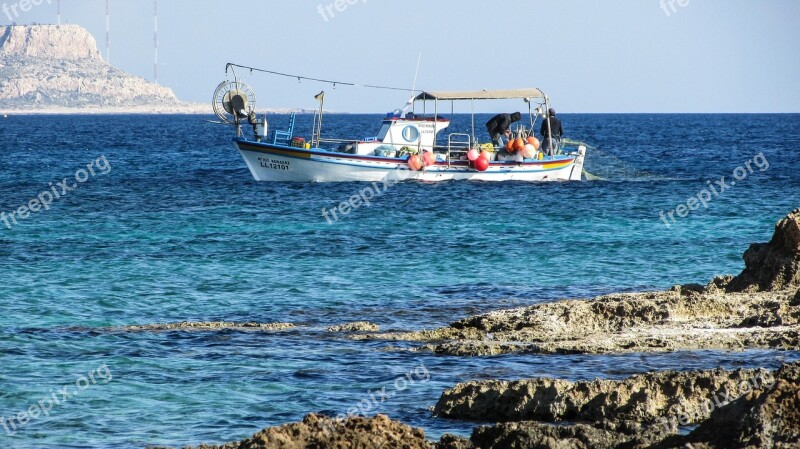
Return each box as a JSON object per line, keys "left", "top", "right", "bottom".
{"left": 727, "top": 208, "right": 800, "bottom": 292}
{"left": 654, "top": 362, "right": 800, "bottom": 449}
{"left": 436, "top": 434, "right": 474, "bottom": 449}
{"left": 434, "top": 367, "right": 774, "bottom": 427}
{"left": 0, "top": 24, "right": 184, "bottom": 110}
{"left": 328, "top": 322, "right": 380, "bottom": 332}
{"left": 182, "top": 413, "right": 434, "bottom": 449}
{"left": 469, "top": 420, "right": 667, "bottom": 449}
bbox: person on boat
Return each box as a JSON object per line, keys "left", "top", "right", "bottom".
{"left": 486, "top": 112, "right": 522, "bottom": 147}
{"left": 540, "top": 108, "right": 564, "bottom": 156}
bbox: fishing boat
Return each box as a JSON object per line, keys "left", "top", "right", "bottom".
{"left": 212, "top": 64, "right": 586, "bottom": 182}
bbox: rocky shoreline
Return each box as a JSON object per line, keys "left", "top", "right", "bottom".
{"left": 157, "top": 361, "right": 799, "bottom": 449}
{"left": 150, "top": 209, "right": 800, "bottom": 448}
{"left": 351, "top": 209, "right": 800, "bottom": 357}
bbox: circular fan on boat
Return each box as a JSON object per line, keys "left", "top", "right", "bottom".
{"left": 212, "top": 81, "right": 257, "bottom": 124}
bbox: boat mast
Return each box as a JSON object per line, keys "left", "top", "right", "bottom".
{"left": 312, "top": 91, "right": 325, "bottom": 147}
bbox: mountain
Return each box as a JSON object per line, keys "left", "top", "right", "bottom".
{"left": 0, "top": 24, "right": 206, "bottom": 113}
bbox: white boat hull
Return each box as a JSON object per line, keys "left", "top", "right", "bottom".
{"left": 235, "top": 139, "right": 586, "bottom": 183}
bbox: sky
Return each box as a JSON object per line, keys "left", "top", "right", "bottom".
{"left": 3, "top": 0, "right": 799, "bottom": 113}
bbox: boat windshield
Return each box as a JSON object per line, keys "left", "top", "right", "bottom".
{"left": 376, "top": 122, "right": 391, "bottom": 141}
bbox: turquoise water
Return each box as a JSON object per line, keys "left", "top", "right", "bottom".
{"left": 1, "top": 114, "right": 799, "bottom": 447}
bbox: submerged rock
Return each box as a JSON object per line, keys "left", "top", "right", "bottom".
{"left": 434, "top": 366, "right": 774, "bottom": 426}
{"left": 108, "top": 321, "right": 295, "bottom": 332}
{"left": 181, "top": 413, "right": 433, "bottom": 449}
{"left": 327, "top": 322, "right": 380, "bottom": 332}
{"left": 726, "top": 208, "right": 800, "bottom": 293}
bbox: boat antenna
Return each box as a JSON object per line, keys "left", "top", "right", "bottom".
{"left": 225, "top": 63, "right": 416, "bottom": 93}
{"left": 401, "top": 53, "right": 422, "bottom": 118}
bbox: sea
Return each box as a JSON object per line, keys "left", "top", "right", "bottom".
{"left": 1, "top": 113, "right": 799, "bottom": 448}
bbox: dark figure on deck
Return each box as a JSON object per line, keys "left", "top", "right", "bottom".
{"left": 486, "top": 112, "right": 522, "bottom": 147}
{"left": 540, "top": 108, "right": 563, "bottom": 156}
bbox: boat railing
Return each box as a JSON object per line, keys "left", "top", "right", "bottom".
{"left": 447, "top": 133, "right": 472, "bottom": 166}
{"left": 318, "top": 138, "right": 355, "bottom": 145}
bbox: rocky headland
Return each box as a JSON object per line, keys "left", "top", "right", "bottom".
{"left": 0, "top": 24, "right": 206, "bottom": 113}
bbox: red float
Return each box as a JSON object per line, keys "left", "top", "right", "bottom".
{"left": 474, "top": 156, "right": 490, "bottom": 172}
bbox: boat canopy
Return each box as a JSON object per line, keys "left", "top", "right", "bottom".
{"left": 414, "top": 88, "right": 546, "bottom": 101}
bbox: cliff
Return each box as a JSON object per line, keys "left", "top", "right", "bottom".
{"left": 0, "top": 24, "right": 202, "bottom": 112}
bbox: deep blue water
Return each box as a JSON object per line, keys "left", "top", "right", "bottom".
{"left": 1, "top": 113, "right": 799, "bottom": 448}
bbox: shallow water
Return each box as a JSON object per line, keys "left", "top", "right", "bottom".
{"left": 1, "top": 113, "right": 799, "bottom": 447}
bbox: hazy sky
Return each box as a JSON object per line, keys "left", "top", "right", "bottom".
{"left": 5, "top": 0, "right": 799, "bottom": 113}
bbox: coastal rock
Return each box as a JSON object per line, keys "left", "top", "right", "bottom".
{"left": 362, "top": 289, "right": 800, "bottom": 356}
{"left": 468, "top": 420, "right": 667, "bottom": 449}
{"left": 434, "top": 367, "right": 773, "bottom": 425}
{"left": 328, "top": 322, "right": 380, "bottom": 332}
{"left": 109, "top": 321, "right": 295, "bottom": 332}
{"left": 182, "top": 413, "right": 433, "bottom": 449}
{"left": 726, "top": 208, "right": 800, "bottom": 292}
{"left": 655, "top": 362, "right": 800, "bottom": 449}
{"left": 0, "top": 25, "right": 184, "bottom": 110}
{"left": 436, "top": 434, "right": 474, "bottom": 449}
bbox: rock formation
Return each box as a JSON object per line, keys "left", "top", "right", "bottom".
{"left": 658, "top": 362, "right": 800, "bottom": 449}
{"left": 725, "top": 208, "right": 800, "bottom": 292}
{"left": 354, "top": 288, "right": 800, "bottom": 355}
{"left": 435, "top": 362, "right": 799, "bottom": 449}
{"left": 178, "top": 414, "right": 434, "bottom": 449}
{"left": 434, "top": 367, "right": 774, "bottom": 425}
{"left": 0, "top": 24, "right": 196, "bottom": 111}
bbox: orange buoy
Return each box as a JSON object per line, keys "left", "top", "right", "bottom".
{"left": 505, "top": 139, "right": 515, "bottom": 152}
{"left": 422, "top": 151, "right": 436, "bottom": 166}
{"left": 408, "top": 155, "right": 423, "bottom": 171}
{"left": 474, "top": 156, "right": 490, "bottom": 172}
{"left": 480, "top": 150, "right": 494, "bottom": 162}
{"left": 514, "top": 138, "right": 525, "bottom": 152}
{"left": 527, "top": 136, "right": 541, "bottom": 151}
